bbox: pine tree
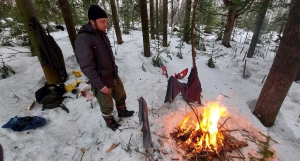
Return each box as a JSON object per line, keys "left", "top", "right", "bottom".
{"left": 140, "top": 0, "right": 150, "bottom": 57}
{"left": 247, "top": 0, "right": 272, "bottom": 58}
{"left": 222, "top": 0, "right": 256, "bottom": 47}
{"left": 253, "top": 0, "right": 300, "bottom": 127}
{"left": 109, "top": 0, "right": 123, "bottom": 44}
{"left": 16, "top": 0, "right": 66, "bottom": 84}
{"left": 183, "top": 0, "right": 191, "bottom": 44}
{"left": 58, "top": 0, "right": 77, "bottom": 50}
{"left": 150, "top": 0, "right": 155, "bottom": 39}
{"left": 162, "top": 0, "right": 168, "bottom": 47}
{"left": 191, "top": 0, "right": 198, "bottom": 67}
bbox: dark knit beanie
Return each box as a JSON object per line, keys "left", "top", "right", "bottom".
{"left": 88, "top": 5, "right": 108, "bottom": 21}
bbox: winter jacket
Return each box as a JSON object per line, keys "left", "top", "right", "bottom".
{"left": 75, "top": 23, "right": 118, "bottom": 90}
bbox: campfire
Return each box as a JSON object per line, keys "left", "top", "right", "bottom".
{"left": 170, "top": 101, "right": 248, "bottom": 160}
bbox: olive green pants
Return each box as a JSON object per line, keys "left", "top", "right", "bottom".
{"left": 93, "top": 78, "right": 127, "bottom": 115}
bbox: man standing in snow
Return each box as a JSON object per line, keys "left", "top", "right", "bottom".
{"left": 75, "top": 5, "right": 134, "bottom": 131}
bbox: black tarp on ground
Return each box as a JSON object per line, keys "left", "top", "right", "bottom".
{"left": 164, "top": 66, "right": 202, "bottom": 104}
{"left": 138, "top": 96, "right": 152, "bottom": 148}
{"left": 29, "top": 17, "right": 67, "bottom": 82}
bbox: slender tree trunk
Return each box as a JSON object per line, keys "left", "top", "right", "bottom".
{"left": 162, "top": 0, "right": 168, "bottom": 47}
{"left": 116, "top": 0, "right": 120, "bottom": 10}
{"left": 247, "top": 0, "right": 271, "bottom": 58}
{"left": 109, "top": 0, "right": 123, "bottom": 44}
{"left": 131, "top": 6, "right": 134, "bottom": 29}
{"left": 222, "top": 8, "right": 237, "bottom": 47}
{"left": 16, "top": 0, "right": 62, "bottom": 84}
{"left": 183, "top": 0, "right": 191, "bottom": 44}
{"left": 150, "top": 0, "right": 155, "bottom": 39}
{"left": 296, "top": 69, "right": 300, "bottom": 81}
{"left": 140, "top": 0, "right": 150, "bottom": 57}
{"left": 58, "top": 0, "right": 77, "bottom": 50}
{"left": 156, "top": 0, "right": 159, "bottom": 39}
{"left": 191, "top": 0, "right": 198, "bottom": 67}
{"left": 170, "top": 0, "right": 173, "bottom": 27}
{"left": 253, "top": 0, "right": 300, "bottom": 127}
{"left": 0, "top": 144, "right": 3, "bottom": 161}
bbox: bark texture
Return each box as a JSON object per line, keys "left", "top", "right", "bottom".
{"left": 222, "top": 7, "right": 237, "bottom": 47}
{"left": 191, "top": 0, "right": 198, "bottom": 67}
{"left": 58, "top": 0, "right": 77, "bottom": 50}
{"left": 140, "top": 0, "right": 150, "bottom": 57}
{"left": 16, "top": 0, "right": 63, "bottom": 84}
{"left": 150, "top": 0, "right": 155, "bottom": 39}
{"left": 183, "top": 0, "right": 191, "bottom": 43}
{"left": 162, "top": 0, "right": 168, "bottom": 47}
{"left": 109, "top": 0, "right": 123, "bottom": 44}
{"left": 247, "top": 0, "right": 271, "bottom": 58}
{"left": 253, "top": 0, "right": 300, "bottom": 127}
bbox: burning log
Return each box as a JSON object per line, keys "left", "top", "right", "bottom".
{"left": 170, "top": 101, "right": 248, "bottom": 160}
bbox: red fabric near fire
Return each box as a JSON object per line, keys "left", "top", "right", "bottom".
{"left": 164, "top": 66, "right": 202, "bottom": 104}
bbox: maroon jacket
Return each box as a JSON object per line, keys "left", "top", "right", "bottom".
{"left": 75, "top": 23, "right": 118, "bottom": 90}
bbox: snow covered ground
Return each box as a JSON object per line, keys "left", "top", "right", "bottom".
{"left": 0, "top": 28, "right": 300, "bottom": 161}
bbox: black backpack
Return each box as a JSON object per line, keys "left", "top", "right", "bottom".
{"left": 35, "top": 84, "right": 70, "bottom": 113}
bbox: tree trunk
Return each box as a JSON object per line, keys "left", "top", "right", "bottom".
{"left": 156, "top": 0, "right": 159, "bottom": 40}
{"left": 222, "top": 8, "right": 237, "bottom": 47}
{"left": 295, "top": 69, "right": 300, "bottom": 81}
{"left": 247, "top": 0, "right": 271, "bottom": 58}
{"left": 170, "top": 0, "right": 173, "bottom": 27}
{"left": 150, "top": 0, "right": 155, "bottom": 39}
{"left": 109, "top": 0, "right": 123, "bottom": 44}
{"left": 0, "top": 144, "right": 3, "bottom": 161}
{"left": 116, "top": 0, "right": 120, "bottom": 11}
{"left": 131, "top": 4, "right": 134, "bottom": 30}
{"left": 253, "top": 0, "right": 300, "bottom": 127}
{"left": 58, "top": 0, "right": 77, "bottom": 50}
{"left": 140, "top": 0, "right": 151, "bottom": 57}
{"left": 191, "top": 0, "right": 198, "bottom": 67}
{"left": 162, "top": 0, "right": 168, "bottom": 47}
{"left": 183, "top": 0, "right": 191, "bottom": 44}
{"left": 16, "top": 0, "right": 63, "bottom": 84}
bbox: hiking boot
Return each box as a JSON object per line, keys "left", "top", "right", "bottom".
{"left": 116, "top": 105, "right": 134, "bottom": 118}
{"left": 102, "top": 115, "right": 120, "bottom": 131}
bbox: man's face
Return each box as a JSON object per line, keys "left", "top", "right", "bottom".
{"left": 90, "top": 18, "right": 108, "bottom": 32}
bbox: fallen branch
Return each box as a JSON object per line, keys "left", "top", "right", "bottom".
{"left": 132, "top": 120, "right": 140, "bottom": 124}
{"left": 261, "top": 75, "right": 267, "bottom": 84}
{"left": 243, "top": 51, "right": 247, "bottom": 61}
{"left": 13, "top": 94, "right": 19, "bottom": 103}
{"left": 186, "top": 101, "right": 201, "bottom": 126}
{"left": 172, "top": 145, "right": 182, "bottom": 155}
{"left": 74, "top": 116, "right": 81, "bottom": 122}
{"left": 80, "top": 148, "right": 85, "bottom": 161}
{"left": 218, "top": 117, "right": 231, "bottom": 130}
{"left": 157, "top": 134, "right": 169, "bottom": 139}
{"left": 106, "top": 143, "right": 120, "bottom": 153}
{"left": 26, "top": 100, "right": 35, "bottom": 110}
{"left": 123, "top": 134, "right": 133, "bottom": 152}
{"left": 72, "top": 148, "right": 78, "bottom": 160}
{"left": 218, "top": 92, "right": 230, "bottom": 98}
{"left": 95, "top": 138, "right": 102, "bottom": 145}
{"left": 243, "top": 59, "right": 247, "bottom": 79}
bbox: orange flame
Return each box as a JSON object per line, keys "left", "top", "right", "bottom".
{"left": 179, "top": 101, "right": 228, "bottom": 153}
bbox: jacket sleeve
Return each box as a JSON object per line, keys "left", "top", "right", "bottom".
{"left": 113, "top": 55, "right": 119, "bottom": 75}
{"left": 75, "top": 34, "right": 105, "bottom": 90}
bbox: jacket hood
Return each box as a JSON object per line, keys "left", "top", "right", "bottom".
{"left": 78, "top": 23, "right": 96, "bottom": 35}
{"left": 78, "top": 23, "right": 107, "bottom": 35}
